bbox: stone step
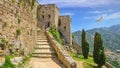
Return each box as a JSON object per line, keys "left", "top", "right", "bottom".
{"left": 36, "top": 41, "right": 49, "bottom": 43}
{"left": 34, "top": 32, "right": 58, "bottom": 58}
{"left": 32, "top": 54, "right": 56, "bottom": 58}
{"left": 37, "top": 28, "right": 41, "bottom": 30}
{"left": 36, "top": 44, "right": 51, "bottom": 46}
{"left": 37, "top": 35, "right": 46, "bottom": 37}
{"left": 36, "top": 42, "right": 50, "bottom": 45}
{"left": 35, "top": 45, "right": 52, "bottom": 49}
{"left": 36, "top": 40, "right": 48, "bottom": 42}
{"left": 32, "top": 49, "right": 55, "bottom": 54}
{"left": 37, "top": 38, "right": 48, "bottom": 40}
{"left": 37, "top": 36, "right": 47, "bottom": 38}
{"left": 0, "top": 50, "right": 4, "bottom": 56}
{"left": 37, "top": 30, "right": 45, "bottom": 32}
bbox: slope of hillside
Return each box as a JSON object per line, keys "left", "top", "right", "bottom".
{"left": 73, "top": 24, "right": 120, "bottom": 52}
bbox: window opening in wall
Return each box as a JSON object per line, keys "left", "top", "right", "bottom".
{"left": 48, "top": 15, "right": 51, "bottom": 18}
{"left": 47, "top": 22, "right": 50, "bottom": 27}
{"left": 64, "top": 26, "right": 66, "bottom": 31}
{"left": 58, "top": 21, "right": 61, "bottom": 27}
{"left": 42, "top": 15, "right": 44, "bottom": 19}
{"left": 45, "top": 22, "right": 50, "bottom": 29}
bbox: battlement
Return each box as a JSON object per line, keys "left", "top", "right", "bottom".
{"left": 59, "top": 15, "right": 71, "bottom": 23}
{"left": 38, "top": 4, "right": 59, "bottom": 11}
{"left": 60, "top": 15, "right": 70, "bottom": 17}
{"left": 37, "top": 4, "right": 60, "bottom": 28}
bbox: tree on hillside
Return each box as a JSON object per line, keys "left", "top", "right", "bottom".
{"left": 93, "top": 32, "right": 106, "bottom": 68}
{"left": 82, "top": 29, "right": 89, "bottom": 59}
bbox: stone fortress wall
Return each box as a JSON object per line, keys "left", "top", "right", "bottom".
{"left": 0, "top": 0, "right": 38, "bottom": 55}
{"left": 0, "top": 0, "right": 72, "bottom": 55}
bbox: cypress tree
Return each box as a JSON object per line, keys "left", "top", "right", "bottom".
{"left": 93, "top": 32, "right": 106, "bottom": 68}
{"left": 82, "top": 29, "right": 89, "bottom": 59}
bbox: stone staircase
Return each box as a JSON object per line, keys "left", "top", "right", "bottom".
{"left": 32, "top": 30, "right": 56, "bottom": 58}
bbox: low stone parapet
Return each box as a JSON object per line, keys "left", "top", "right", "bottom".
{"left": 46, "top": 31, "right": 76, "bottom": 68}
{"left": 105, "top": 62, "right": 115, "bottom": 68}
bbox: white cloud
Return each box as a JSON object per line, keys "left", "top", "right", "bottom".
{"left": 38, "top": 0, "right": 120, "bottom": 8}
{"left": 88, "top": 10, "right": 114, "bottom": 14}
{"left": 84, "top": 17, "right": 95, "bottom": 19}
{"left": 104, "top": 12, "right": 120, "bottom": 20}
{"left": 84, "top": 12, "right": 120, "bottom": 20}
{"left": 60, "top": 12, "right": 74, "bottom": 16}
{"left": 88, "top": 11, "right": 103, "bottom": 14}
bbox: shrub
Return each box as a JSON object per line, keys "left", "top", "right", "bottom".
{"left": 107, "top": 59, "right": 120, "bottom": 68}
{"left": 12, "top": 0, "right": 16, "bottom": 3}
{"left": 8, "top": 44, "right": 14, "bottom": 54}
{"left": 49, "top": 27, "right": 63, "bottom": 44}
{"left": 16, "top": 55, "right": 31, "bottom": 68}
{"left": 16, "top": 28, "right": 22, "bottom": 35}
{"left": 18, "top": 18, "right": 21, "bottom": 24}
{"left": 0, "top": 56, "right": 15, "bottom": 68}
{"left": 22, "top": 56, "right": 30, "bottom": 64}
{"left": 21, "top": 49, "right": 24, "bottom": 56}
{"left": 3, "top": 22, "right": 8, "bottom": 27}
{"left": 1, "top": 38, "right": 8, "bottom": 43}
{"left": 1, "top": 38, "right": 8, "bottom": 50}
{"left": 31, "top": 0, "right": 35, "bottom": 9}
{"left": 15, "top": 13, "right": 18, "bottom": 17}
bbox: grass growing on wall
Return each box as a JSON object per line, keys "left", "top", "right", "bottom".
{"left": 0, "top": 56, "right": 15, "bottom": 68}
{"left": 49, "top": 27, "right": 63, "bottom": 45}
{"left": 16, "top": 28, "right": 22, "bottom": 35}
{"left": 16, "top": 56, "right": 31, "bottom": 68}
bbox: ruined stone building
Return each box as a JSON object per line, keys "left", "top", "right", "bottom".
{"left": 0, "top": 1, "right": 76, "bottom": 67}
{"left": 0, "top": 0, "right": 72, "bottom": 55}
{"left": 37, "top": 4, "right": 72, "bottom": 46}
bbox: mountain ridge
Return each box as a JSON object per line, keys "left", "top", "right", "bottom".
{"left": 73, "top": 24, "right": 120, "bottom": 52}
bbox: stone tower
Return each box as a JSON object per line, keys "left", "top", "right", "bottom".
{"left": 37, "top": 4, "right": 59, "bottom": 29}
{"left": 58, "top": 16, "right": 72, "bottom": 46}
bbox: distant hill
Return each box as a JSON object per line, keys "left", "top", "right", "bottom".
{"left": 73, "top": 24, "right": 120, "bottom": 52}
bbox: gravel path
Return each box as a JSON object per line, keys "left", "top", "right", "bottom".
{"left": 76, "top": 61, "right": 83, "bottom": 68}
{"left": 25, "top": 58, "right": 65, "bottom": 68}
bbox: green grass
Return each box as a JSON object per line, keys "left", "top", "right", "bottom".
{"left": 0, "top": 54, "right": 31, "bottom": 68}
{"left": 107, "top": 59, "right": 120, "bottom": 68}
{"left": 49, "top": 27, "right": 63, "bottom": 44}
{"left": 77, "top": 55, "right": 96, "bottom": 65}
{"left": 83, "top": 63, "right": 93, "bottom": 68}
{"left": 0, "top": 56, "right": 15, "bottom": 68}
{"left": 69, "top": 52, "right": 97, "bottom": 67}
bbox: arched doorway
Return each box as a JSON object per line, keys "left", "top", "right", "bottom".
{"left": 45, "top": 22, "right": 50, "bottom": 29}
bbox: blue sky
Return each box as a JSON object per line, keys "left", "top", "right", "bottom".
{"left": 38, "top": 0, "right": 120, "bottom": 32}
